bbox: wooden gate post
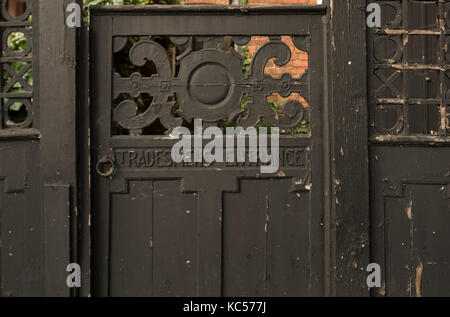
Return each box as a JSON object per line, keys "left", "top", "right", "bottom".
{"left": 39, "top": 0, "right": 83, "bottom": 297}
{"left": 327, "top": 0, "right": 370, "bottom": 296}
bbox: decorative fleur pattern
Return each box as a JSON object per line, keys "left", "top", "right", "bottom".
{"left": 0, "top": 0, "right": 33, "bottom": 129}
{"left": 112, "top": 35, "right": 310, "bottom": 135}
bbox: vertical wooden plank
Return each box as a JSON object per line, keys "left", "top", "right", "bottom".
{"left": 223, "top": 180, "right": 267, "bottom": 297}
{"left": 328, "top": 0, "right": 370, "bottom": 296}
{"left": 153, "top": 180, "right": 198, "bottom": 296}
{"left": 223, "top": 179, "right": 313, "bottom": 296}
{"left": 90, "top": 14, "right": 113, "bottom": 297}
{"left": 196, "top": 190, "right": 222, "bottom": 297}
{"left": 1, "top": 190, "right": 27, "bottom": 296}
{"left": 369, "top": 147, "right": 387, "bottom": 297}
{"left": 109, "top": 181, "right": 153, "bottom": 297}
{"left": 385, "top": 191, "right": 412, "bottom": 296}
{"left": 0, "top": 182, "right": 2, "bottom": 296}
{"left": 43, "top": 184, "right": 70, "bottom": 297}
{"left": 77, "top": 24, "right": 91, "bottom": 298}
{"left": 412, "top": 185, "right": 450, "bottom": 297}
{"left": 0, "top": 141, "right": 43, "bottom": 297}
{"left": 39, "top": 0, "right": 81, "bottom": 296}
{"left": 385, "top": 184, "right": 450, "bottom": 297}
{"left": 267, "top": 178, "right": 310, "bottom": 297}
{"left": 310, "top": 16, "right": 326, "bottom": 297}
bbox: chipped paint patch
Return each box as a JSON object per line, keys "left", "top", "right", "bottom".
{"left": 405, "top": 200, "right": 412, "bottom": 220}
{"left": 378, "top": 282, "right": 386, "bottom": 296}
{"left": 415, "top": 259, "right": 423, "bottom": 297}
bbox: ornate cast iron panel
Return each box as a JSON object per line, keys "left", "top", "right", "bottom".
{"left": 112, "top": 35, "right": 310, "bottom": 135}
{"left": 91, "top": 5, "right": 326, "bottom": 297}
{"left": 368, "top": 0, "right": 450, "bottom": 139}
{"left": 0, "top": 0, "right": 36, "bottom": 130}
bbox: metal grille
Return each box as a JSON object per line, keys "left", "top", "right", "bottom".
{"left": 0, "top": 0, "right": 34, "bottom": 129}
{"left": 112, "top": 35, "right": 310, "bottom": 136}
{"left": 368, "top": 0, "right": 450, "bottom": 138}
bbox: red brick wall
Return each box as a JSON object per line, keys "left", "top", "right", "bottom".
{"left": 247, "top": 36, "right": 308, "bottom": 79}
{"left": 183, "top": 0, "right": 228, "bottom": 4}
{"left": 183, "top": 0, "right": 317, "bottom": 8}
{"left": 184, "top": 0, "right": 316, "bottom": 104}
{"left": 248, "top": 0, "right": 315, "bottom": 4}
{"left": 7, "top": 0, "right": 26, "bottom": 16}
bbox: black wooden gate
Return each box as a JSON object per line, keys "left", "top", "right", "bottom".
{"left": 0, "top": 0, "right": 81, "bottom": 297}
{"left": 5, "top": 0, "right": 423, "bottom": 297}
{"left": 90, "top": 5, "right": 327, "bottom": 297}
{"left": 0, "top": 1, "right": 372, "bottom": 297}
{"left": 368, "top": 0, "right": 450, "bottom": 297}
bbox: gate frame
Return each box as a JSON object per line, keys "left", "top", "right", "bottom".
{"left": 90, "top": 4, "right": 326, "bottom": 297}
{"left": 33, "top": 0, "right": 89, "bottom": 297}
{"left": 39, "top": 0, "right": 84, "bottom": 296}
{"left": 84, "top": 2, "right": 369, "bottom": 297}
{"left": 325, "top": 0, "right": 370, "bottom": 296}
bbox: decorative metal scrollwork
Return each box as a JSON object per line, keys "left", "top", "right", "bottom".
{"left": 0, "top": 0, "right": 34, "bottom": 129}
{"left": 368, "top": 1, "right": 450, "bottom": 136}
{"left": 113, "top": 36, "right": 310, "bottom": 135}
